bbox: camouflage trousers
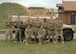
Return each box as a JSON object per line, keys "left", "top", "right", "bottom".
{"left": 55, "top": 30, "right": 64, "bottom": 42}
{"left": 5, "top": 28, "right": 13, "bottom": 41}
{"left": 37, "top": 35, "right": 45, "bottom": 43}
{"left": 34, "top": 28, "right": 39, "bottom": 42}
{"left": 34, "top": 28, "right": 39, "bottom": 36}
{"left": 48, "top": 29, "right": 55, "bottom": 42}
{"left": 15, "top": 28, "right": 22, "bottom": 41}
{"left": 25, "top": 35, "right": 33, "bottom": 43}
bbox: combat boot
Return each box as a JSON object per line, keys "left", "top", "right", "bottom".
{"left": 39, "top": 43, "right": 42, "bottom": 45}
{"left": 62, "top": 41, "right": 64, "bottom": 44}
{"left": 26, "top": 43, "right": 28, "bottom": 45}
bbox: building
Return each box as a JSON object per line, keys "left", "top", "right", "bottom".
{"left": 45, "top": 8, "right": 58, "bottom": 17}
{"left": 28, "top": 7, "right": 58, "bottom": 17}
{"left": 28, "top": 7, "right": 46, "bottom": 17}
{"left": 57, "top": 1, "right": 76, "bottom": 25}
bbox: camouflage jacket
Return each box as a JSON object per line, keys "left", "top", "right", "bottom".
{"left": 38, "top": 28, "right": 46, "bottom": 36}
{"left": 25, "top": 20, "right": 32, "bottom": 27}
{"left": 54, "top": 19, "right": 63, "bottom": 30}
{"left": 5, "top": 19, "right": 14, "bottom": 28}
{"left": 34, "top": 20, "right": 41, "bottom": 28}
{"left": 25, "top": 28, "right": 33, "bottom": 36}
{"left": 14, "top": 19, "right": 23, "bottom": 28}
{"left": 41, "top": 21, "right": 49, "bottom": 29}
{"left": 48, "top": 20, "right": 55, "bottom": 30}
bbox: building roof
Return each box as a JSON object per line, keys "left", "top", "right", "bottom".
{"left": 56, "top": 4, "right": 63, "bottom": 7}
{"left": 57, "top": 1, "right": 76, "bottom": 11}
{"left": 63, "top": 1, "right": 76, "bottom": 11}
{"left": 28, "top": 7, "right": 45, "bottom": 9}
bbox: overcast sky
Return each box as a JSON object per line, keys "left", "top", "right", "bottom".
{"left": 0, "top": 0, "right": 76, "bottom": 8}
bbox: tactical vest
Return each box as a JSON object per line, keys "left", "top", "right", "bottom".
{"left": 49, "top": 21, "right": 54, "bottom": 30}
{"left": 26, "top": 29, "right": 33, "bottom": 36}
{"left": 34, "top": 21, "right": 41, "bottom": 28}
{"left": 5, "top": 20, "right": 13, "bottom": 28}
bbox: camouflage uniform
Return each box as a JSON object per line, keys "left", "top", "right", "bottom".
{"left": 48, "top": 20, "right": 55, "bottom": 43}
{"left": 41, "top": 19, "right": 48, "bottom": 29}
{"left": 14, "top": 18, "right": 23, "bottom": 42}
{"left": 31, "top": 25, "right": 37, "bottom": 42}
{"left": 34, "top": 20, "right": 41, "bottom": 33}
{"left": 41, "top": 18, "right": 48, "bottom": 40}
{"left": 38, "top": 26, "right": 46, "bottom": 44}
{"left": 33, "top": 19, "right": 41, "bottom": 42}
{"left": 25, "top": 25, "right": 33, "bottom": 44}
{"left": 5, "top": 17, "right": 14, "bottom": 41}
{"left": 54, "top": 18, "right": 64, "bottom": 44}
{"left": 25, "top": 19, "right": 32, "bottom": 28}
{"left": 34, "top": 20, "right": 41, "bottom": 28}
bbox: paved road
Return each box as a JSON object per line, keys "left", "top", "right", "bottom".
{"left": 0, "top": 34, "right": 76, "bottom": 40}
{"left": 0, "top": 34, "right": 15, "bottom": 40}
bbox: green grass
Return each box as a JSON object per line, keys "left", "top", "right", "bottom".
{"left": 0, "top": 40, "right": 76, "bottom": 54}
{"left": 0, "top": 31, "right": 5, "bottom": 34}
{"left": 0, "top": 29, "right": 5, "bottom": 34}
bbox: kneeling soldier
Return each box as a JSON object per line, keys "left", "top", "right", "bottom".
{"left": 25, "top": 25, "right": 33, "bottom": 45}
{"left": 38, "top": 25, "right": 46, "bottom": 45}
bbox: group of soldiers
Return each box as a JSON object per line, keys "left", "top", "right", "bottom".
{"left": 5, "top": 15, "right": 64, "bottom": 45}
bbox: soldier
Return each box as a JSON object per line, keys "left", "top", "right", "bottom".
{"left": 41, "top": 18, "right": 48, "bottom": 29}
{"left": 24, "top": 17, "right": 32, "bottom": 28}
{"left": 38, "top": 25, "right": 46, "bottom": 45}
{"left": 48, "top": 17, "right": 56, "bottom": 43}
{"left": 31, "top": 25, "right": 36, "bottom": 43}
{"left": 5, "top": 15, "right": 14, "bottom": 41}
{"left": 41, "top": 18, "right": 48, "bottom": 40}
{"left": 34, "top": 17, "right": 41, "bottom": 28}
{"left": 14, "top": 15, "right": 23, "bottom": 43}
{"left": 34, "top": 17, "right": 41, "bottom": 42}
{"left": 25, "top": 24, "right": 34, "bottom": 45}
{"left": 24, "top": 17, "right": 33, "bottom": 42}
{"left": 54, "top": 17, "right": 64, "bottom": 44}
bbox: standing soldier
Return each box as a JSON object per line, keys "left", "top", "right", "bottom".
{"left": 14, "top": 15, "right": 23, "bottom": 43}
{"left": 41, "top": 18, "right": 48, "bottom": 41}
{"left": 24, "top": 17, "right": 32, "bottom": 28}
{"left": 38, "top": 25, "right": 46, "bottom": 45}
{"left": 54, "top": 17, "right": 64, "bottom": 44}
{"left": 48, "top": 17, "right": 56, "bottom": 43}
{"left": 5, "top": 15, "right": 14, "bottom": 41}
{"left": 25, "top": 25, "right": 34, "bottom": 45}
{"left": 34, "top": 17, "right": 41, "bottom": 28}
